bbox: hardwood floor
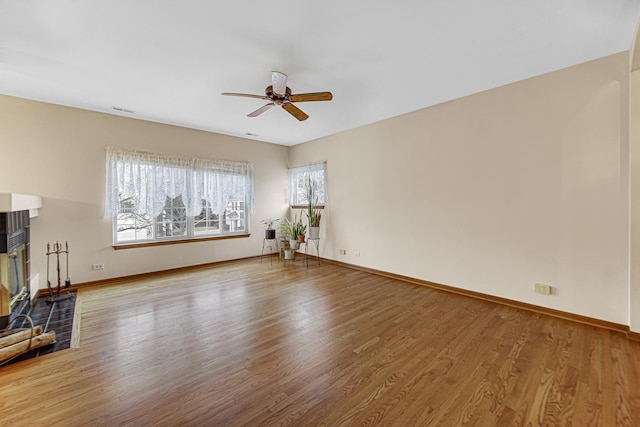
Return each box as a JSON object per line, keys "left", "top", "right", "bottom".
{"left": 1, "top": 258, "right": 639, "bottom": 426}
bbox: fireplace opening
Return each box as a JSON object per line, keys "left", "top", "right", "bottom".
{"left": 5, "top": 244, "right": 28, "bottom": 309}
{"left": 0, "top": 211, "right": 31, "bottom": 328}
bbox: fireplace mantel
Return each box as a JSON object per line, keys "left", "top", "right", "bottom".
{"left": 0, "top": 193, "right": 42, "bottom": 218}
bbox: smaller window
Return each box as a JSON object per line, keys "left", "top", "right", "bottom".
{"left": 289, "top": 162, "right": 327, "bottom": 207}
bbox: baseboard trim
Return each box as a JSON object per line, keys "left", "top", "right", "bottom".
{"left": 321, "top": 258, "right": 632, "bottom": 337}
{"left": 628, "top": 331, "right": 640, "bottom": 342}
{"left": 42, "top": 254, "right": 635, "bottom": 339}
{"left": 37, "top": 255, "right": 261, "bottom": 297}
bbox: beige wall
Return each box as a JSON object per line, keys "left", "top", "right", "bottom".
{"left": 631, "top": 69, "right": 640, "bottom": 331}
{"left": 0, "top": 51, "right": 635, "bottom": 329}
{"left": 629, "top": 18, "right": 640, "bottom": 333}
{"left": 291, "top": 52, "right": 631, "bottom": 326}
{"left": 0, "top": 95, "right": 290, "bottom": 285}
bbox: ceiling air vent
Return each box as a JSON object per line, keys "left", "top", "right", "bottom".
{"left": 111, "top": 106, "right": 135, "bottom": 114}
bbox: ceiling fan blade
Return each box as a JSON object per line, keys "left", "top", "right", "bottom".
{"left": 272, "top": 71, "right": 288, "bottom": 96}
{"left": 288, "top": 92, "right": 333, "bottom": 102}
{"left": 282, "top": 102, "right": 309, "bottom": 121}
{"left": 221, "top": 92, "right": 270, "bottom": 100}
{"left": 247, "top": 103, "right": 275, "bottom": 117}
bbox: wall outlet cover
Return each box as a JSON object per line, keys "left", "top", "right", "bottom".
{"left": 534, "top": 283, "right": 553, "bottom": 295}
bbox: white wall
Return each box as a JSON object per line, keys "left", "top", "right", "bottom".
{"left": 0, "top": 95, "right": 290, "bottom": 284}
{"left": 291, "top": 53, "right": 631, "bottom": 325}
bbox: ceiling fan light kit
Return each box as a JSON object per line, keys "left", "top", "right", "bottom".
{"left": 222, "top": 71, "right": 332, "bottom": 121}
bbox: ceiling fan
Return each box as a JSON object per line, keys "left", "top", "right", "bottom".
{"left": 221, "top": 71, "right": 333, "bottom": 121}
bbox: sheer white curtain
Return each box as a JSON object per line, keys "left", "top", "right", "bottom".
{"left": 105, "top": 147, "right": 254, "bottom": 218}
{"left": 191, "top": 158, "right": 254, "bottom": 217}
{"left": 288, "top": 161, "right": 327, "bottom": 205}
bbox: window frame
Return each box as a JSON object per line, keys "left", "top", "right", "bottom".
{"left": 288, "top": 161, "right": 327, "bottom": 209}
{"left": 105, "top": 148, "right": 253, "bottom": 247}
{"left": 112, "top": 198, "right": 250, "bottom": 246}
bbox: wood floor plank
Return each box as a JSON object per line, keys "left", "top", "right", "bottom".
{"left": 0, "top": 258, "right": 639, "bottom": 426}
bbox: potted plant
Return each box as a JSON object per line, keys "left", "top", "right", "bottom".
{"left": 278, "top": 220, "right": 290, "bottom": 247}
{"left": 279, "top": 217, "right": 296, "bottom": 250}
{"left": 279, "top": 218, "right": 299, "bottom": 258}
{"left": 305, "top": 177, "right": 322, "bottom": 239}
{"left": 288, "top": 213, "right": 306, "bottom": 249}
{"left": 296, "top": 219, "right": 307, "bottom": 243}
{"left": 276, "top": 220, "right": 291, "bottom": 259}
{"left": 283, "top": 248, "right": 296, "bottom": 260}
{"left": 261, "top": 218, "right": 279, "bottom": 240}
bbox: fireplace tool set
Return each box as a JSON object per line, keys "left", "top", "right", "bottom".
{"left": 0, "top": 242, "right": 70, "bottom": 365}
{"left": 46, "top": 241, "right": 72, "bottom": 303}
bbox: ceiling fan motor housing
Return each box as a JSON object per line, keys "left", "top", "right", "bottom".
{"left": 265, "top": 85, "right": 291, "bottom": 104}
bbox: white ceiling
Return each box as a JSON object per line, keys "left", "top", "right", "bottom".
{"left": 1, "top": 1, "right": 639, "bottom": 146}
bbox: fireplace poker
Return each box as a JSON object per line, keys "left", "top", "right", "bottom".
{"left": 65, "top": 241, "right": 71, "bottom": 288}
{"left": 46, "top": 242, "right": 53, "bottom": 298}
{"left": 55, "top": 241, "right": 61, "bottom": 295}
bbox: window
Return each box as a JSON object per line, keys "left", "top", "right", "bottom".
{"left": 288, "top": 161, "right": 327, "bottom": 207}
{"left": 105, "top": 147, "right": 254, "bottom": 244}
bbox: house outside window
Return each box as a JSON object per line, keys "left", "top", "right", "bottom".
{"left": 105, "top": 148, "right": 253, "bottom": 245}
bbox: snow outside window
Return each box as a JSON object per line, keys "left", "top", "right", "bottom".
{"left": 105, "top": 147, "right": 254, "bottom": 244}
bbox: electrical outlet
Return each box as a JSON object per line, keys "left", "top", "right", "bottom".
{"left": 534, "top": 283, "right": 553, "bottom": 295}
{"left": 339, "top": 249, "right": 346, "bottom": 255}
{"left": 354, "top": 252, "right": 361, "bottom": 257}
{"left": 92, "top": 263, "right": 105, "bottom": 270}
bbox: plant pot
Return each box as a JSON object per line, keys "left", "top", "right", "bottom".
{"left": 308, "top": 226, "right": 320, "bottom": 239}
{"left": 289, "top": 239, "right": 299, "bottom": 250}
{"left": 284, "top": 249, "right": 296, "bottom": 260}
{"left": 297, "top": 234, "right": 305, "bottom": 243}
{"left": 264, "top": 229, "right": 276, "bottom": 239}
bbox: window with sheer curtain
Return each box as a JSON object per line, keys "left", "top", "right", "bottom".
{"left": 105, "top": 147, "right": 254, "bottom": 244}
{"left": 289, "top": 162, "right": 326, "bottom": 207}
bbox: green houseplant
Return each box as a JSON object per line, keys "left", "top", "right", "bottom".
{"left": 279, "top": 217, "right": 302, "bottom": 259}
{"left": 280, "top": 213, "right": 307, "bottom": 251}
{"left": 305, "top": 177, "right": 322, "bottom": 239}
{"left": 294, "top": 216, "right": 307, "bottom": 243}
{"left": 286, "top": 213, "right": 307, "bottom": 249}
{"left": 277, "top": 219, "right": 292, "bottom": 258}
{"left": 261, "top": 218, "right": 279, "bottom": 239}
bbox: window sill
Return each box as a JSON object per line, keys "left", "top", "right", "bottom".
{"left": 290, "top": 205, "right": 325, "bottom": 210}
{"left": 112, "top": 233, "right": 251, "bottom": 250}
